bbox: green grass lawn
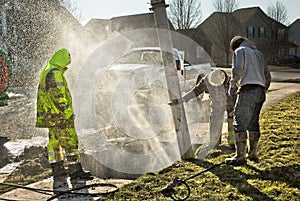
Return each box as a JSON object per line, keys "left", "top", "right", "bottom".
{"left": 104, "top": 92, "right": 300, "bottom": 201}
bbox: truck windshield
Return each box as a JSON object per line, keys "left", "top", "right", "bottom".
{"left": 115, "top": 49, "right": 177, "bottom": 66}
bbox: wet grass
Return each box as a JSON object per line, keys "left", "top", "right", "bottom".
{"left": 104, "top": 92, "right": 300, "bottom": 201}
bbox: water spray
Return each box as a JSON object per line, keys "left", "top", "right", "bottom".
{"left": 150, "top": 0, "right": 193, "bottom": 160}
{"left": 0, "top": 49, "right": 11, "bottom": 107}
{"left": 0, "top": 49, "right": 11, "bottom": 95}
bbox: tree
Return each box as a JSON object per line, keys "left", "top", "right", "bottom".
{"left": 267, "top": 1, "right": 288, "bottom": 24}
{"left": 209, "top": 0, "right": 239, "bottom": 65}
{"left": 265, "top": 1, "right": 289, "bottom": 63}
{"left": 168, "top": 0, "right": 202, "bottom": 29}
{"left": 213, "top": 0, "right": 238, "bottom": 12}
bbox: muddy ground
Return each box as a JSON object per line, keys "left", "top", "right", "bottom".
{"left": 0, "top": 87, "right": 50, "bottom": 185}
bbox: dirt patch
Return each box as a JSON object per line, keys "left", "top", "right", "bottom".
{"left": 0, "top": 87, "right": 47, "bottom": 140}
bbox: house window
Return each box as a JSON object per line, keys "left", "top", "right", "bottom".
{"left": 258, "top": 27, "right": 265, "bottom": 38}
{"left": 247, "top": 27, "right": 254, "bottom": 38}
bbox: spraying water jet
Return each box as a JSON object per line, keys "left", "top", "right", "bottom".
{"left": 73, "top": 27, "right": 219, "bottom": 179}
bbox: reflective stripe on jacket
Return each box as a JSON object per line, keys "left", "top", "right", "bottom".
{"left": 36, "top": 48, "right": 74, "bottom": 128}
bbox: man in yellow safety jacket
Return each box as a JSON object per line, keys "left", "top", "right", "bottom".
{"left": 36, "top": 48, "right": 91, "bottom": 192}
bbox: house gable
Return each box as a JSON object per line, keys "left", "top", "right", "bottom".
{"left": 84, "top": 12, "right": 175, "bottom": 42}
{"left": 289, "top": 19, "right": 300, "bottom": 54}
{"left": 110, "top": 13, "right": 156, "bottom": 32}
{"left": 194, "top": 6, "right": 289, "bottom": 65}
{"left": 232, "top": 7, "right": 287, "bottom": 41}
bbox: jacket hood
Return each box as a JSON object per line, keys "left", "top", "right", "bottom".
{"left": 240, "top": 40, "right": 257, "bottom": 50}
{"left": 49, "top": 48, "right": 71, "bottom": 69}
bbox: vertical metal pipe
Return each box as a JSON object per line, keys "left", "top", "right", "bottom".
{"left": 150, "top": 0, "right": 194, "bottom": 159}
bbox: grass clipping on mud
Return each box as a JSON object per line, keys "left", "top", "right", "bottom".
{"left": 105, "top": 92, "right": 300, "bottom": 201}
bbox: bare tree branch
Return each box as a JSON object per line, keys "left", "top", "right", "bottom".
{"left": 213, "top": 0, "right": 238, "bottom": 12}
{"left": 168, "top": 0, "right": 202, "bottom": 29}
{"left": 59, "top": 0, "right": 82, "bottom": 22}
{"left": 263, "top": 1, "right": 289, "bottom": 63}
{"left": 267, "top": 1, "right": 288, "bottom": 24}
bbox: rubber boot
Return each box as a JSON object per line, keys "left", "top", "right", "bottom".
{"left": 51, "top": 161, "right": 69, "bottom": 195}
{"left": 225, "top": 132, "right": 247, "bottom": 166}
{"left": 51, "top": 161, "right": 68, "bottom": 177}
{"left": 68, "top": 163, "right": 92, "bottom": 181}
{"left": 68, "top": 163, "right": 93, "bottom": 199}
{"left": 248, "top": 131, "right": 260, "bottom": 162}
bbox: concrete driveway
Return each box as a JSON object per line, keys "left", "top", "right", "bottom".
{"left": 263, "top": 67, "right": 300, "bottom": 110}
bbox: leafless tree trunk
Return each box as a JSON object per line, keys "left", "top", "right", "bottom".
{"left": 211, "top": 0, "right": 239, "bottom": 66}
{"left": 168, "top": 0, "right": 202, "bottom": 29}
{"left": 264, "top": 1, "right": 289, "bottom": 63}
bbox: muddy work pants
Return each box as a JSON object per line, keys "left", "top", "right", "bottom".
{"left": 233, "top": 84, "right": 266, "bottom": 134}
{"left": 47, "top": 127, "right": 80, "bottom": 164}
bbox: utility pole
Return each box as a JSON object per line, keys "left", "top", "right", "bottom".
{"left": 150, "top": 0, "right": 194, "bottom": 159}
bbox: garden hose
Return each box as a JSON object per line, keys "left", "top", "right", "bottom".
{"left": 0, "top": 181, "right": 118, "bottom": 201}
{"left": 160, "top": 161, "right": 225, "bottom": 201}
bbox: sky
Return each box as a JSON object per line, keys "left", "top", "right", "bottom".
{"left": 76, "top": 0, "right": 299, "bottom": 26}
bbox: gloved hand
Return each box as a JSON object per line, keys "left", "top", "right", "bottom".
{"left": 168, "top": 98, "right": 184, "bottom": 105}
{"left": 228, "top": 87, "right": 236, "bottom": 100}
{"left": 228, "top": 110, "right": 234, "bottom": 117}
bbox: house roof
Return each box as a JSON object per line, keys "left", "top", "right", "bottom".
{"left": 85, "top": 12, "right": 175, "bottom": 34}
{"left": 195, "top": 6, "right": 288, "bottom": 45}
{"left": 232, "top": 7, "right": 287, "bottom": 28}
{"left": 232, "top": 7, "right": 263, "bottom": 24}
{"left": 110, "top": 13, "right": 156, "bottom": 32}
{"left": 289, "top": 19, "right": 300, "bottom": 27}
{"left": 85, "top": 19, "right": 110, "bottom": 28}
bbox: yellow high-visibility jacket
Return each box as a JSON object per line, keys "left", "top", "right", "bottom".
{"left": 36, "top": 48, "right": 74, "bottom": 128}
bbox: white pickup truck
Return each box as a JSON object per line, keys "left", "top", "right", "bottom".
{"left": 100, "top": 47, "right": 211, "bottom": 93}
{"left": 94, "top": 46, "right": 212, "bottom": 135}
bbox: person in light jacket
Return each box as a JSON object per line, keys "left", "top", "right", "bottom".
{"left": 225, "top": 36, "right": 271, "bottom": 166}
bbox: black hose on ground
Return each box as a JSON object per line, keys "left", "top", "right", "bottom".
{"left": 0, "top": 182, "right": 118, "bottom": 201}
{"left": 161, "top": 161, "right": 225, "bottom": 201}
